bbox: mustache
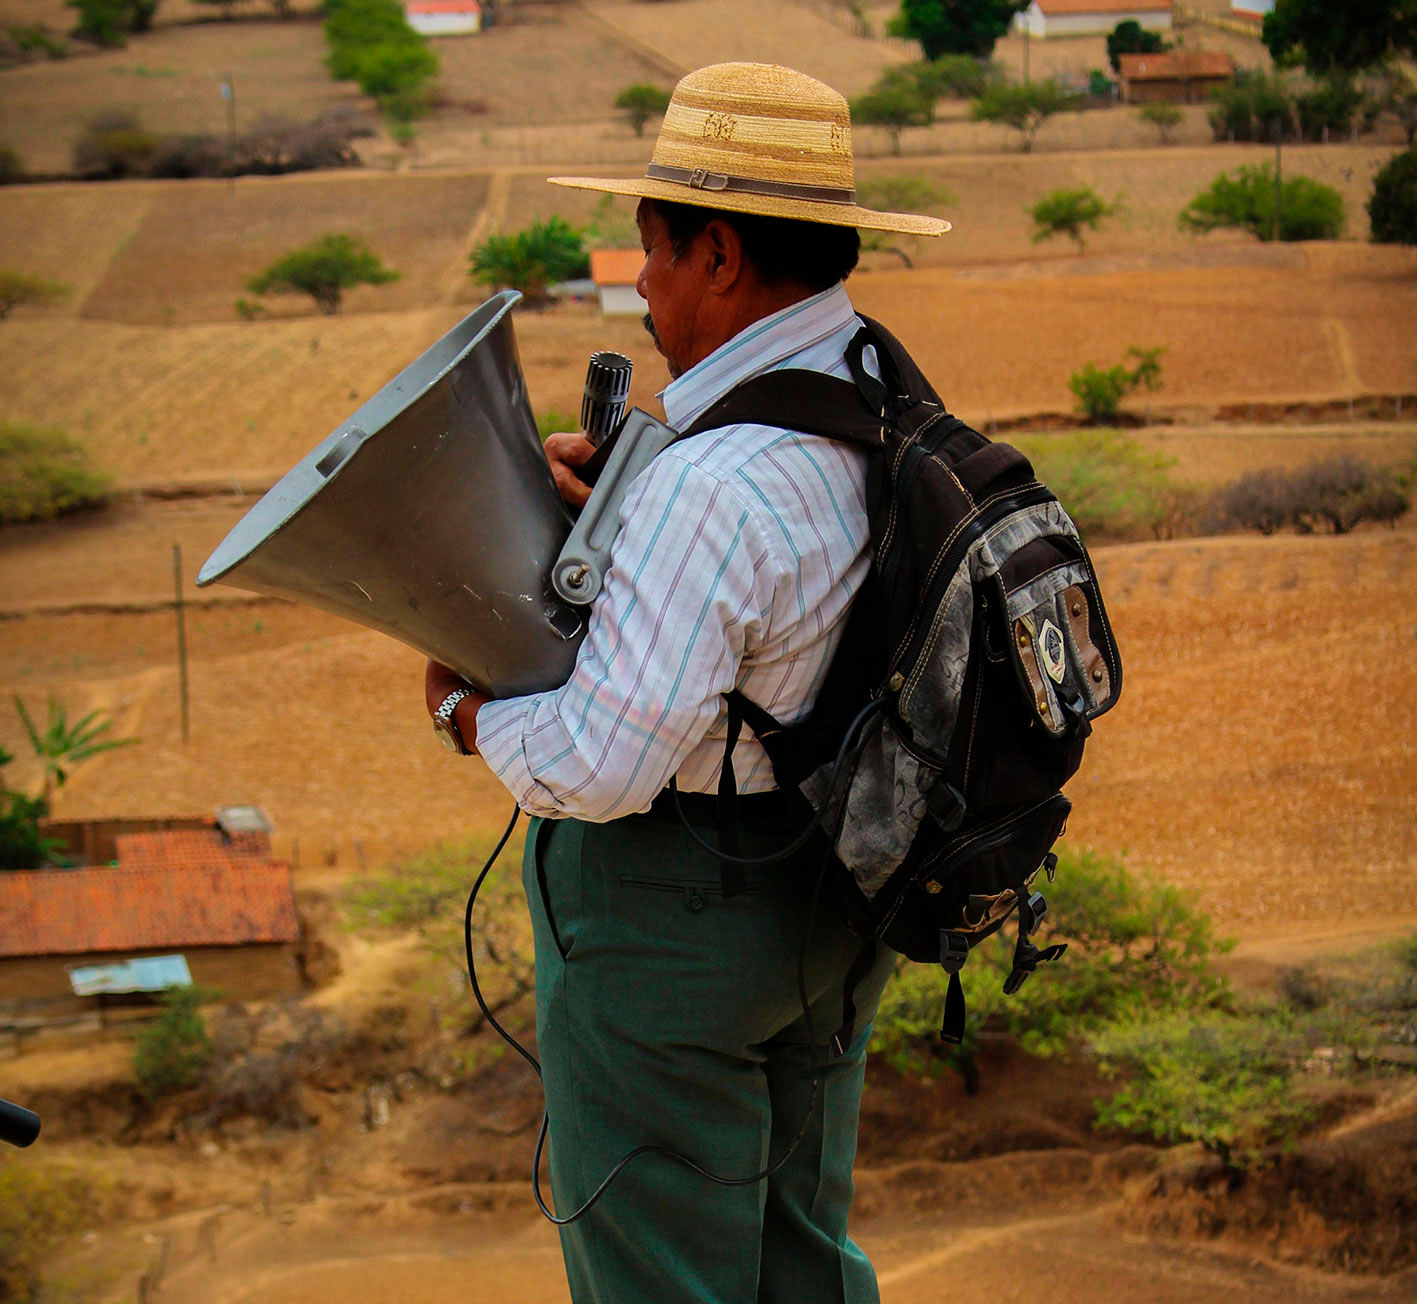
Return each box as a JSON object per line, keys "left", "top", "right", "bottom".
{"left": 642, "top": 312, "right": 660, "bottom": 347}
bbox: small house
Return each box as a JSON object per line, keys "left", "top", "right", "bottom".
{"left": 1117, "top": 50, "right": 1236, "bottom": 104}
{"left": 405, "top": 0, "right": 481, "bottom": 36}
{"left": 1, "top": 832, "right": 300, "bottom": 1047}
{"left": 590, "top": 249, "right": 644, "bottom": 317}
{"left": 1015, "top": 0, "right": 1173, "bottom": 39}
{"left": 1230, "top": 0, "right": 1274, "bottom": 22}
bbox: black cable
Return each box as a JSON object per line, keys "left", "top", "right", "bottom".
{"left": 462, "top": 697, "right": 881, "bottom": 1225}
{"left": 669, "top": 696, "right": 886, "bottom": 867}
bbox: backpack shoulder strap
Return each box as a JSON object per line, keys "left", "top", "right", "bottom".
{"left": 679, "top": 368, "right": 884, "bottom": 447}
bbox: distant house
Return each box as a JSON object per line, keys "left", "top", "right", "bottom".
{"left": 1015, "top": 0, "right": 1173, "bottom": 38}
{"left": 1230, "top": 0, "right": 1274, "bottom": 21}
{"left": 1, "top": 828, "right": 301, "bottom": 1047}
{"left": 405, "top": 0, "right": 481, "bottom": 36}
{"left": 590, "top": 249, "right": 644, "bottom": 317}
{"left": 1117, "top": 50, "right": 1235, "bottom": 104}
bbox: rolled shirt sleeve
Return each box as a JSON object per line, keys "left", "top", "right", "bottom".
{"left": 474, "top": 454, "right": 781, "bottom": 822}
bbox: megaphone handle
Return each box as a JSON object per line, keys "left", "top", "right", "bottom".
{"left": 0, "top": 1098, "right": 40, "bottom": 1148}
{"left": 577, "top": 419, "right": 623, "bottom": 490}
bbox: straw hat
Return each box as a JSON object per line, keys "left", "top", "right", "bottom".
{"left": 549, "top": 62, "right": 950, "bottom": 238}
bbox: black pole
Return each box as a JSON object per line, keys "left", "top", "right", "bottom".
{"left": 0, "top": 1099, "right": 41, "bottom": 1148}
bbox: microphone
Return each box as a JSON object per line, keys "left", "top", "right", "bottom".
{"left": 580, "top": 352, "right": 633, "bottom": 448}
{"left": 0, "top": 1099, "right": 40, "bottom": 1148}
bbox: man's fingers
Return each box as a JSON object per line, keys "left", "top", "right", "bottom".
{"left": 544, "top": 431, "right": 595, "bottom": 508}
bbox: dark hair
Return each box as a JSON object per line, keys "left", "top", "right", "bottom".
{"left": 644, "top": 199, "right": 860, "bottom": 293}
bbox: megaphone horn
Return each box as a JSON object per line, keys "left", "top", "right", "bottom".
{"left": 197, "top": 290, "right": 586, "bottom": 698}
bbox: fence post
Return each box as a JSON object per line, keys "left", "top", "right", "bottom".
{"left": 173, "top": 544, "right": 189, "bottom": 745}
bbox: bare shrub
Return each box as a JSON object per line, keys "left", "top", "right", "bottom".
{"left": 147, "top": 132, "right": 227, "bottom": 179}
{"left": 71, "top": 110, "right": 159, "bottom": 179}
{"left": 233, "top": 114, "right": 365, "bottom": 175}
{"left": 1209, "top": 456, "right": 1409, "bottom": 536}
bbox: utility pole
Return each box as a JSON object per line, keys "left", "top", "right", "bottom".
{"left": 1273, "top": 129, "right": 1283, "bottom": 243}
{"left": 220, "top": 72, "right": 236, "bottom": 188}
{"left": 173, "top": 543, "right": 190, "bottom": 744}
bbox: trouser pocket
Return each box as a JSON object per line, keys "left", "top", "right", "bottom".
{"left": 524, "top": 816, "right": 581, "bottom": 962}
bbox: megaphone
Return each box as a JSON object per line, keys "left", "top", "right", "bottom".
{"left": 197, "top": 291, "right": 586, "bottom": 698}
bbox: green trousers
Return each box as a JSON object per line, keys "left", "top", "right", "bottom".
{"left": 522, "top": 803, "right": 895, "bottom": 1304}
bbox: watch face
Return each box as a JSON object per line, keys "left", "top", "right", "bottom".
{"left": 433, "top": 716, "right": 463, "bottom": 753}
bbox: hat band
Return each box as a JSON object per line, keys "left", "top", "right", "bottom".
{"left": 644, "top": 163, "right": 855, "bottom": 206}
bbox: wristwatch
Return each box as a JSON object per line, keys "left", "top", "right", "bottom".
{"left": 433, "top": 686, "right": 476, "bottom": 755}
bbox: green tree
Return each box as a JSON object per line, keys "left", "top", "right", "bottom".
{"left": 1029, "top": 186, "right": 1117, "bottom": 253}
{"left": 888, "top": 54, "right": 1000, "bottom": 102}
{"left": 850, "top": 81, "right": 934, "bottom": 155}
{"left": 0, "top": 747, "right": 55, "bottom": 871}
{"left": 1180, "top": 164, "right": 1345, "bottom": 241}
{"left": 970, "top": 79, "right": 1081, "bottom": 152}
{"left": 0, "top": 270, "right": 69, "bottom": 319}
{"left": 0, "top": 422, "right": 110, "bottom": 524}
{"left": 1139, "top": 100, "right": 1182, "bottom": 143}
{"left": 132, "top": 985, "right": 214, "bottom": 1098}
{"left": 65, "top": 0, "right": 128, "bottom": 46}
{"left": 469, "top": 216, "right": 589, "bottom": 307}
{"left": 889, "top": 0, "right": 1025, "bottom": 60}
{"left": 1106, "top": 18, "right": 1167, "bottom": 73}
{"left": 857, "top": 174, "right": 955, "bottom": 265}
{"left": 1368, "top": 145, "right": 1417, "bottom": 244}
{"left": 246, "top": 233, "right": 400, "bottom": 314}
{"left": 615, "top": 83, "right": 671, "bottom": 138}
{"left": 1127, "top": 343, "right": 1165, "bottom": 424}
{"left": 1263, "top": 0, "right": 1417, "bottom": 75}
{"left": 14, "top": 694, "right": 137, "bottom": 801}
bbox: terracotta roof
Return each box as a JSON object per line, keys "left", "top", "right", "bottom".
{"left": 0, "top": 862, "right": 299, "bottom": 958}
{"left": 1118, "top": 51, "right": 1236, "bottom": 80}
{"left": 115, "top": 828, "right": 271, "bottom": 871}
{"left": 1035, "top": 0, "right": 1171, "bottom": 13}
{"left": 590, "top": 249, "right": 643, "bottom": 287}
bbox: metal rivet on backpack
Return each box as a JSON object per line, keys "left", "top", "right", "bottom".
{"left": 888, "top": 672, "right": 904, "bottom": 692}
{"left": 1071, "top": 601, "right": 1083, "bottom": 617}
{"left": 923, "top": 880, "right": 943, "bottom": 895}
{"left": 1018, "top": 632, "right": 1030, "bottom": 649}
{"left": 1092, "top": 668, "right": 1104, "bottom": 682}
{"left": 685, "top": 891, "right": 705, "bottom": 913}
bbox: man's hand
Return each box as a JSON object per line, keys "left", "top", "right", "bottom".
{"left": 425, "top": 659, "right": 491, "bottom": 755}
{"left": 544, "top": 431, "right": 597, "bottom": 509}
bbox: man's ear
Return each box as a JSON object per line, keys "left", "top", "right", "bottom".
{"left": 700, "top": 219, "right": 746, "bottom": 295}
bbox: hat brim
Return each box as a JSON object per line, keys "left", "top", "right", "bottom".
{"left": 548, "top": 174, "right": 950, "bottom": 237}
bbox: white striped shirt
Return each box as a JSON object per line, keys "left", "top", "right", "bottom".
{"left": 475, "top": 283, "right": 871, "bottom": 821}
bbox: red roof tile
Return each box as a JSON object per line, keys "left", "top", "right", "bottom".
{"left": 590, "top": 249, "right": 644, "bottom": 287}
{"left": 115, "top": 828, "right": 270, "bottom": 871}
{"left": 1036, "top": 0, "right": 1171, "bottom": 13}
{"left": 1118, "top": 50, "right": 1235, "bottom": 80}
{"left": 0, "top": 862, "right": 299, "bottom": 958}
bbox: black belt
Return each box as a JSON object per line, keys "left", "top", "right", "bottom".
{"left": 646, "top": 786, "right": 806, "bottom": 829}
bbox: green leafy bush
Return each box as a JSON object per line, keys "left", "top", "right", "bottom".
{"left": 1208, "top": 69, "right": 1293, "bottom": 142}
{"left": 0, "top": 269, "right": 69, "bottom": 318}
{"left": 1139, "top": 101, "right": 1182, "bottom": 143}
{"left": 1068, "top": 361, "right": 1131, "bottom": 423}
{"left": 970, "top": 80, "right": 1081, "bottom": 153}
{"left": 246, "top": 233, "right": 399, "bottom": 315}
{"left": 614, "top": 83, "right": 671, "bottom": 137}
{"left": 0, "top": 746, "right": 55, "bottom": 871}
{"left": 133, "top": 985, "right": 215, "bottom": 1099}
{"left": 1029, "top": 186, "right": 1117, "bottom": 253}
{"left": 8, "top": 24, "right": 68, "bottom": 59}
{"left": 888, "top": 0, "right": 1019, "bottom": 59}
{"left": 323, "top": 0, "right": 437, "bottom": 120}
{"left": 1295, "top": 73, "right": 1363, "bottom": 140}
{"left": 894, "top": 54, "right": 1000, "bottom": 101}
{"left": 470, "top": 216, "right": 589, "bottom": 307}
{"left": 1368, "top": 146, "right": 1417, "bottom": 246}
{"left": 71, "top": 109, "right": 159, "bottom": 179}
{"left": 0, "top": 422, "right": 110, "bottom": 524}
{"left": 870, "top": 847, "right": 1230, "bottom": 1083}
{"left": 850, "top": 81, "right": 934, "bottom": 155}
{"left": 1091, "top": 1011, "right": 1317, "bottom": 1167}
{"left": 1179, "top": 164, "right": 1345, "bottom": 242}
{"left": 1014, "top": 428, "right": 1193, "bottom": 539}
{"left": 65, "top": 0, "right": 130, "bottom": 46}
{"left": 0, "top": 1159, "right": 94, "bottom": 1302}
{"left": 0, "top": 146, "right": 22, "bottom": 184}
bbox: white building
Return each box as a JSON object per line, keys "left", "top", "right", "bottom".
{"left": 589, "top": 249, "right": 643, "bottom": 317}
{"left": 1014, "top": 0, "right": 1173, "bottom": 38}
{"left": 404, "top": 0, "right": 480, "bottom": 37}
{"left": 1231, "top": 0, "right": 1274, "bottom": 19}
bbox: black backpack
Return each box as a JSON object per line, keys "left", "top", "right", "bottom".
{"left": 679, "top": 316, "right": 1124, "bottom": 1044}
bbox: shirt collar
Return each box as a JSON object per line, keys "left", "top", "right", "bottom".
{"left": 659, "top": 282, "right": 857, "bottom": 431}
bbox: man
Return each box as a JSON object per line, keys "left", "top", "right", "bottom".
{"left": 425, "top": 62, "right": 948, "bottom": 1303}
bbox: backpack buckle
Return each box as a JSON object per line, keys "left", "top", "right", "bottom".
{"left": 939, "top": 930, "right": 969, "bottom": 974}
